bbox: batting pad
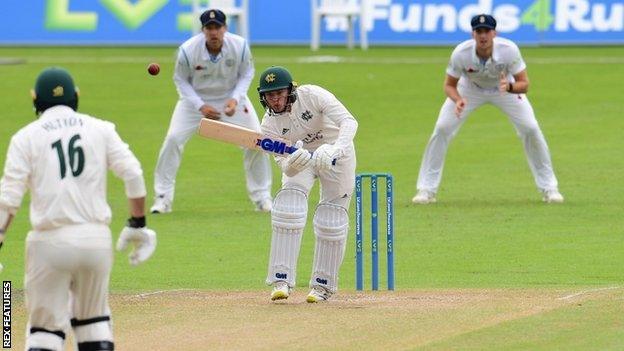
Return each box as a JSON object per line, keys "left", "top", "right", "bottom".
{"left": 310, "top": 203, "right": 348, "bottom": 293}
{"left": 266, "top": 188, "right": 308, "bottom": 287}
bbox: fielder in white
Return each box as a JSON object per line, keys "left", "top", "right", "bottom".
{"left": 412, "top": 14, "right": 564, "bottom": 204}
{"left": 257, "top": 66, "right": 358, "bottom": 303}
{"left": 0, "top": 68, "right": 156, "bottom": 351}
{"left": 151, "top": 9, "right": 272, "bottom": 214}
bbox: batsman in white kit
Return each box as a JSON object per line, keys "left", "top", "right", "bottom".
{"left": 151, "top": 9, "right": 272, "bottom": 214}
{"left": 412, "top": 14, "right": 564, "bottom": 204}
{"left": 257, "top": 66, "right": 358, "bottom": 303}
{"left": 0, "top": 68, "right": 157, "bottom": 351}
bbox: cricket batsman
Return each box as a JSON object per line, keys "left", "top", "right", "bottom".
{"left": 0, "top": 67, "right": 157, "bottom": 350}
{"left": 257, "top": 66, "right": 358, "bottom": 303}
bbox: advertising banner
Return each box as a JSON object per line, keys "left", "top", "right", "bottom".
{"left": 0, "top": 0, "right": 622, "bottom": 45}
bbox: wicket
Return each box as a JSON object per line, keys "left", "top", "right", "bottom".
{"left": 355, "top": 173, "right": 394, "bottom": 291}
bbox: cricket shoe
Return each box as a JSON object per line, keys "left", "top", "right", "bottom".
{"left": 255, "top": 198, "right": 273, "bottom": 213}
{"left": 150, "top": 195, "right": 172, "bottom": 214}
{"left": 271, "top": 281, "right": 291, "bottom": 301}
{"left": 411, "top": 190, "right": 437, "bottom": 204}
{"left": 542, "top": 189, "right": 564, "bottom": 203}
{"left": 306, "top": 286, "right": 332, "bottom": 303}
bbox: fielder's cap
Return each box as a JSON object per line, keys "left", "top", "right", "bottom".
{"left": 200, "top": 9, "right": 226, "bottom": 27}
{"left": 471, "top": 14, "right": 497, "bottom": 30}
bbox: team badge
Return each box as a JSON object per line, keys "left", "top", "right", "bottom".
{"left": 52, "top": 86, "right": 64, "bottom": 97}
{"left": 225, "top": 59, "right": 235, "bottom": 67}
{"left": 265, "top": 73, "right": 276, "bottom": 83}
{"left": 301, "top": 110, "right": 313, "bottom": 121}
{"left": 479, "top": 15, "right": 485, "bottom": 23}
{"left": 209, "top": 11, "right": 216, "bottom": 19}
{"left": 282, "top": 128, "right": 289, "bottom": 135}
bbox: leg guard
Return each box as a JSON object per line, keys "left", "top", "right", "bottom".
{"left": 266, "top": 188, "right": 308, "bottom": 287}
{"left": 27, "top": 327, "right": 65, "bottom": 351}
{"left": 310, "top": 203, "right": 348, "bottom": 293}
{"left": 72, "top": 316, "right": 114, "bottom": 350}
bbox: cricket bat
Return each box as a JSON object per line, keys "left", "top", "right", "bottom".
{"left": 197, "top": 118, "right": 298, "bottom": 157}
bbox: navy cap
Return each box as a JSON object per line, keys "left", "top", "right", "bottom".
{"left": 200, "top": 9, "right": 226, "bottom": 27}
{"left": 471, "top": 14, "right": 496, "bottom": 30}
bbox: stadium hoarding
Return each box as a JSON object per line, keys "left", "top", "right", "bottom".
{"left": 0, "top": 0, "right": 622, "bottom": 45}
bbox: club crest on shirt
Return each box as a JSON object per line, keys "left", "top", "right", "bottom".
{"left": 281, "top": 128, "right": 289, "bottom": 135}
{"left": 225, "top": 59, "right": 235, "bottom": 67}
{"left": 467, "top": 67, "right": 478, "bottom": 73}
{"left": 195, "top": 65, "right": 205, "bottom": 70}
{"left": 495, "top": 64, "right": 506, "bottom": 72}
{"left": 301, "top": 110, "right": 313, "bottom": 121}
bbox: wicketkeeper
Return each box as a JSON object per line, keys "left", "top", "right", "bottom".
{"left": 258, "top": 66, "right": 358, "bottom": 303}
{"left": 0, "top": 67, "right": 157, "bottom": 350}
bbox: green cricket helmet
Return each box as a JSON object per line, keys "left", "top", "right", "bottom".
{"left": 32, "top": 67, "right": 79, "bottom": 114}
{"left": 257, "top": 66, "right": 297, "bottom": 114}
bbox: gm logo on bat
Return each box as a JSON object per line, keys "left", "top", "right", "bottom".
{"left": 256, "top": 138, "right": 296, "bottom": 155}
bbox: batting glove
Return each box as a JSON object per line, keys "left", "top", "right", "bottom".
{"left": 312, "top": 143, "right": 339, "bottom": 171}
{"left": 285, "top": 140, "right": 312, "bottom": 173}
{"left": 116, "top": 217, "right": 157, "bottom": 266}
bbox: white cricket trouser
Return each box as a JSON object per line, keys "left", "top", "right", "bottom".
{"left": 153, "top": 95, "right": 272, "bottom": 204}
{"left": 416, "top": 83, "right": 559, "bottom": 193}
{"left": 25, "top": 224, "right": 113, "bottom": 350}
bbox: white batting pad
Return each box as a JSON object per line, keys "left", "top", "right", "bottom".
{"left": 266, "top": 188, "right": 308, "bottom": 287}
{"left": 310, "top": 203, "right": 348, "bottom": 293}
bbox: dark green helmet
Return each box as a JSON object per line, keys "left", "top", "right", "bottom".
{"left": 32, "top": 67, "right": 79, "bottom": 114}
{"left": 257, "top": 66, "right": 297, "bottom": 114}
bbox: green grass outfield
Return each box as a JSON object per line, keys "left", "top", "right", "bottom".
{"left": 0, "top": 46, "right": 623, "bottom": 349}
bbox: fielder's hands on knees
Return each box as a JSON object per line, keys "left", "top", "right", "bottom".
{"left": 285, "top": 140, "right": 312, "bottom": 173}
{"left": 199, "top": 104, "right": 221, "bottom": 120}
{"left": 312, "top": 143, "right": 339, "bottom": 171}
{"left": 224, "top": 98, "right": 238, "bottom": 117}
{"left": 454, "top": 97, "right": 467, "bottom": 118}
{"left": 116, "top": 217, "right": 157, "bottom": 266}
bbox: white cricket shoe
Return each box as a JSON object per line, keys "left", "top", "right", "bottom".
{"left": 270, "top": 281, "right": 291, "bottom": 301}
{"left": 306, "top": 286, "right": 332, "bottom": 303}
{"left": 150, "top": 195, "right": 172, "bottom": 214}
{"left": 411, "top": 190, "right": 437, "bottom": 204}
{"left": 543, "top": 189, "right": 564, "bottom": 203}
{"left": 255, "top": 198, "right": 273, "bottom": 212}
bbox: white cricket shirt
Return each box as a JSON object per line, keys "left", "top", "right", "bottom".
{"left": 175, "top": 31, "right": 254, "bottom": 111}
{"left": 0, "top": 106, "right": 145, "bottom": 231}
{"left": 447, "top": 37, "right": 526, "bottom": 91}
{"left": 260, "top": 85, "right": 358, "bottom": 163}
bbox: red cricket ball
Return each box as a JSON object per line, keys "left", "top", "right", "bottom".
{"left": 147, "top": 63, "right": 160, "bottom": 76}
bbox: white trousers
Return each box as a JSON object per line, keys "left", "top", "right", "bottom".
{"left": 153, "top": 96, "right": 272, "bottom": 204}
{"left": 417, "top": 84, "right": 559, "bottom": 193}
{"left": 25, "top": 224, "right": 113, "bottom": 350}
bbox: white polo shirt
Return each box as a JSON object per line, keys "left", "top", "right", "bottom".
{"left": 175, "top": 31, "right": 254, "bottom": 110}
{"left": 0, "top": 106, "right": 145, "bottom": 231}
{"left": 446, "top": 37, "right": 526, "bottom": 91}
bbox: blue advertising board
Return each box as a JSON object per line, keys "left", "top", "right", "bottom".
{"left": 0, "top": 0, "right": 622, "bottom": 45}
